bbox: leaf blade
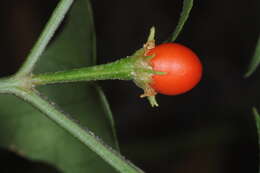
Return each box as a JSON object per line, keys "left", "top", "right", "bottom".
{"left": 168, "top": 0, "right": 194, "bottom": 42}
{"left": 252, "top": 107, "right": 260, "bottom": 173}
{"left": 244, "top": 35, "right": 260, "bottom": 77}
{"left": 95, "top": 86, "right": 120, "bottom": 151}
{"left": 0, "top": 0, "right": 120, "bottom": 172}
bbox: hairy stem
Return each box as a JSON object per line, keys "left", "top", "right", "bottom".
{"left": 10, "top": 87, "right": 144, "bottom": 173}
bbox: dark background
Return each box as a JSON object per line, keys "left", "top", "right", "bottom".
{"left": 0, "top": 0, "right": 260, "bottom": 172}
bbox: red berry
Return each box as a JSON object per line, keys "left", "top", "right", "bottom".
{"left": 147, "top": 43, "right": 202, "bottom": 95}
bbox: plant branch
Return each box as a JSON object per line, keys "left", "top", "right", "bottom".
{"left": 10, "top": 87, "right": 144, "bottom": 173}
{"left": 16, "top": 0, "right": 74, "bottom": 77}
{"left": 0, "top": 77, "right": 20, "bottom": 93}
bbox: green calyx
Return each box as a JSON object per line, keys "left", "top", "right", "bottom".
{"left": 133, "top": 27, "right": 160, "bottom": 107}
{"left": 131, "top": 48, "right": 159, "bottom": 107}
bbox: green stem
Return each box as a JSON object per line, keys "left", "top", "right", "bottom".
{"left": 10, "top": 87, "right": 144, "bottom": 173}
{"left": 32, "top": 57, "right": 137, "bottom": 86}
{"left": 0, "top": 76, "right": 30, "bottom": 94}
{"left": 0, "top": 77, "right": 18, "bottom": 93}
{"left": 16, "top": 0, "right": 74, "bottom": 76}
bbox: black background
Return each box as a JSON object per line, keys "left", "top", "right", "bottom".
{"left": 0, "top": 0, "right": 260, "bottom": 172}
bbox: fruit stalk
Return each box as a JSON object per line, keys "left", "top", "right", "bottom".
{"left": 32, "top": 56, "right": 136, "bottom": 85}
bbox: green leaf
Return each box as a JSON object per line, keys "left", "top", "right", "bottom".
{"left": 253, "top": 108, "right": 260, "bottom": 135}
{"left": 244, "top": 35, "right": 260, "bottom": 77}
{"left": 253, "top": 107, "right": 260, "bottom": 173}
{"left": 253, "top": 108, "right": 260, "bottom": 144}
{"left": 0, "top": 0, "right": 118, "bottom": 173}
{"left": 168, "top": 0, "right": 194, "bottom": 42}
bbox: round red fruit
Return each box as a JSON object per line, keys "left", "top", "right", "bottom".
{"left": 147, "top": 43, "right": 202, "bottom": 95}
